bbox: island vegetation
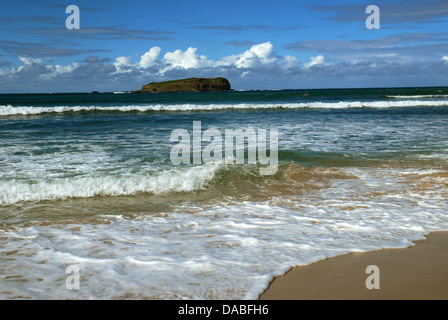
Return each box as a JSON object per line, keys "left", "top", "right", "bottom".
{"left": 133, "top": 77, "right": 231, "bottom": 93}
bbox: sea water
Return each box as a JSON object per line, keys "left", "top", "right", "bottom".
{"left": 1, "top": 87, "right": 448, "bottom": 299}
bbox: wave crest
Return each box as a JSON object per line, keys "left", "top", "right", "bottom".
{"left": 0, "top": 164, "right": 220, "bottom": 205}
{"left": 387, "top": 95, "right": 448, "bottom": 99}
{"left": 1, "top": 100, "right": 448, "bottom": 116}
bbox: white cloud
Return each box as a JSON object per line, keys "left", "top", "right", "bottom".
{"left": 84, "top": 42, "right": 299, "bottom": 78}
{"left": 281, "top": 55, "right": 299, "bottom": 71}
{"left": 162, "top": 47, "right": 210, "bottom": 73}
{"left": 443, "top": 56, "right": 448, "bottom": 62}
{"left": 304, "top": 55, "right": 325, "bottom": 68}
{"left": 0, "top": 44, "right": 322, "bottom": 90}
{"left": 223, "top": 42, "right": 276, "bottom": 69}
{"left": 113, "top": 46, "right": 162, "bottom": 73}
{"left": 113, "top": 56, "right": 133, "bottom": 73}
{"left": 235, "top": 42, "right": 275, "bottom": 68}
{"left": 37, "top": 62, "right": 81, "bottom": 80}
{"left": 213, "top": 42, "right": 297, "bottom": 72}
{"left": 17, "top": 56, "right": 43, "bottom": 72}
{"left": 139, "top": 46, "right": 161, "bottom": 69}
{"left": 18, "top": 56, "right": 43, "bottom": 65}
{"left": 250, "top": 42, "right": 275, "bottom": 63}
{"left": 53, "top": 62, "right": 79, "bottom": 74}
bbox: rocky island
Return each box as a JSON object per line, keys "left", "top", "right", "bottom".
{"left": 133, "top": 77, "right": 231, "bottom": 93}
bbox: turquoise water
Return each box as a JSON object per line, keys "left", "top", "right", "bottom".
{"left": 1, "top": 87, "right": 448, "bottom": 299}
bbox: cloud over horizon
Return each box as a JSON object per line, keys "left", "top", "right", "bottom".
{"left": 0, "top": 42, "right": 303, "bottom": 92}
{"left": 1, "top": 40, "right": 448, "bottom": 93}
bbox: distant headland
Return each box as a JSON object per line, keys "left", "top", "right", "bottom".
{"left": 133, "top": 77, "right": 231, "bottom": 93}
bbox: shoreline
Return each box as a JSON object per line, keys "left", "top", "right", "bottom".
{"left": 259, "top": 231, "right": 448, "bottom": 300}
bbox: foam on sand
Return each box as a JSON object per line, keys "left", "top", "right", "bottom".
{"left": 1, "top": 166, "right": 447, "bottom": 300}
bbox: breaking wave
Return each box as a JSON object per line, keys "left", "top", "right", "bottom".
{"left": 0, "top": 164, "right": 220, "bottom": 205}
{"left": 1, "top": 100, "right": 448, "bottom": 116}
{"left": 387, "top": 95, "right": 448, "bottom": 99}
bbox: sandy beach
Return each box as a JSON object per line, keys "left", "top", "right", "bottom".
{"left": 259, "top": 231, "right": 448, "bottom": 300}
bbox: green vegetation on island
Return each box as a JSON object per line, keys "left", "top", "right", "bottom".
{"left": 134, "top": 77, "right": 231, "bottom": 93}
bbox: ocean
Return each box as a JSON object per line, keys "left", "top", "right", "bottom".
{"left": 1, "top": 87, "right": 448, "bottom": 299}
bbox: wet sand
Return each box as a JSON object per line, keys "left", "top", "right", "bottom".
{"left": 259, "top": 231, "right": 448, "bottom": 300}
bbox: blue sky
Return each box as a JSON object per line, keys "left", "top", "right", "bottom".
{"left": 1, "top": 0, "right": 448, "bottom": 92}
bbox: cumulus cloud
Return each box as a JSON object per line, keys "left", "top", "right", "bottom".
{"left": 162, "top": 47, "right": 210, "bottom": 72}
{"left": 15, "top": 56, "right": 52, "bottom": 77}
{"left": 113, "top": 56, "right": 133, "bottom": 74}
{"left": 139, "top": 46, "right": 161, "bottom": 69}
{"left": 304, "top": 55, "right": 325, "bottom": 68}
{"left": 215, "top": 42, "right": 298, "bottom": 71}
{"left": 443, "top": 56, "right": 448, "bottom": 61}
{"left": 17, "top": 56, "right": 42, "bottom": 69}
{"left": 110, "top": 42, "right": 298, "bottom": 76}
{"left": 233, "top": 42, "right": 276, "bottom": 68}
{"left": 52, "top": 62, "right": 79, "bottom": 75}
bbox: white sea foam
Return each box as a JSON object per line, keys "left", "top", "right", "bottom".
{"left": 1, "top": 166, "right": 447, "bottom": 300}
{"left": 1, "top": 100, "right": 448, "bottom": 116}
{"left": 387, "top": 95, "right": 448, "bottom": 99}
{"left": 1, "top": 190, "right": 447, "bottom": 300}
{"left": 0, "top": 164, "right": 220, "bottom": 205}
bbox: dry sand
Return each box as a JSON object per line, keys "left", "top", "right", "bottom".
{"left": 259, "top": 231, "right": 448, "bottom": 300}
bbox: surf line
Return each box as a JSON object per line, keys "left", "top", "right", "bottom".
{"left": 170, "top": 121, "right": 278, "bottom": 175}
